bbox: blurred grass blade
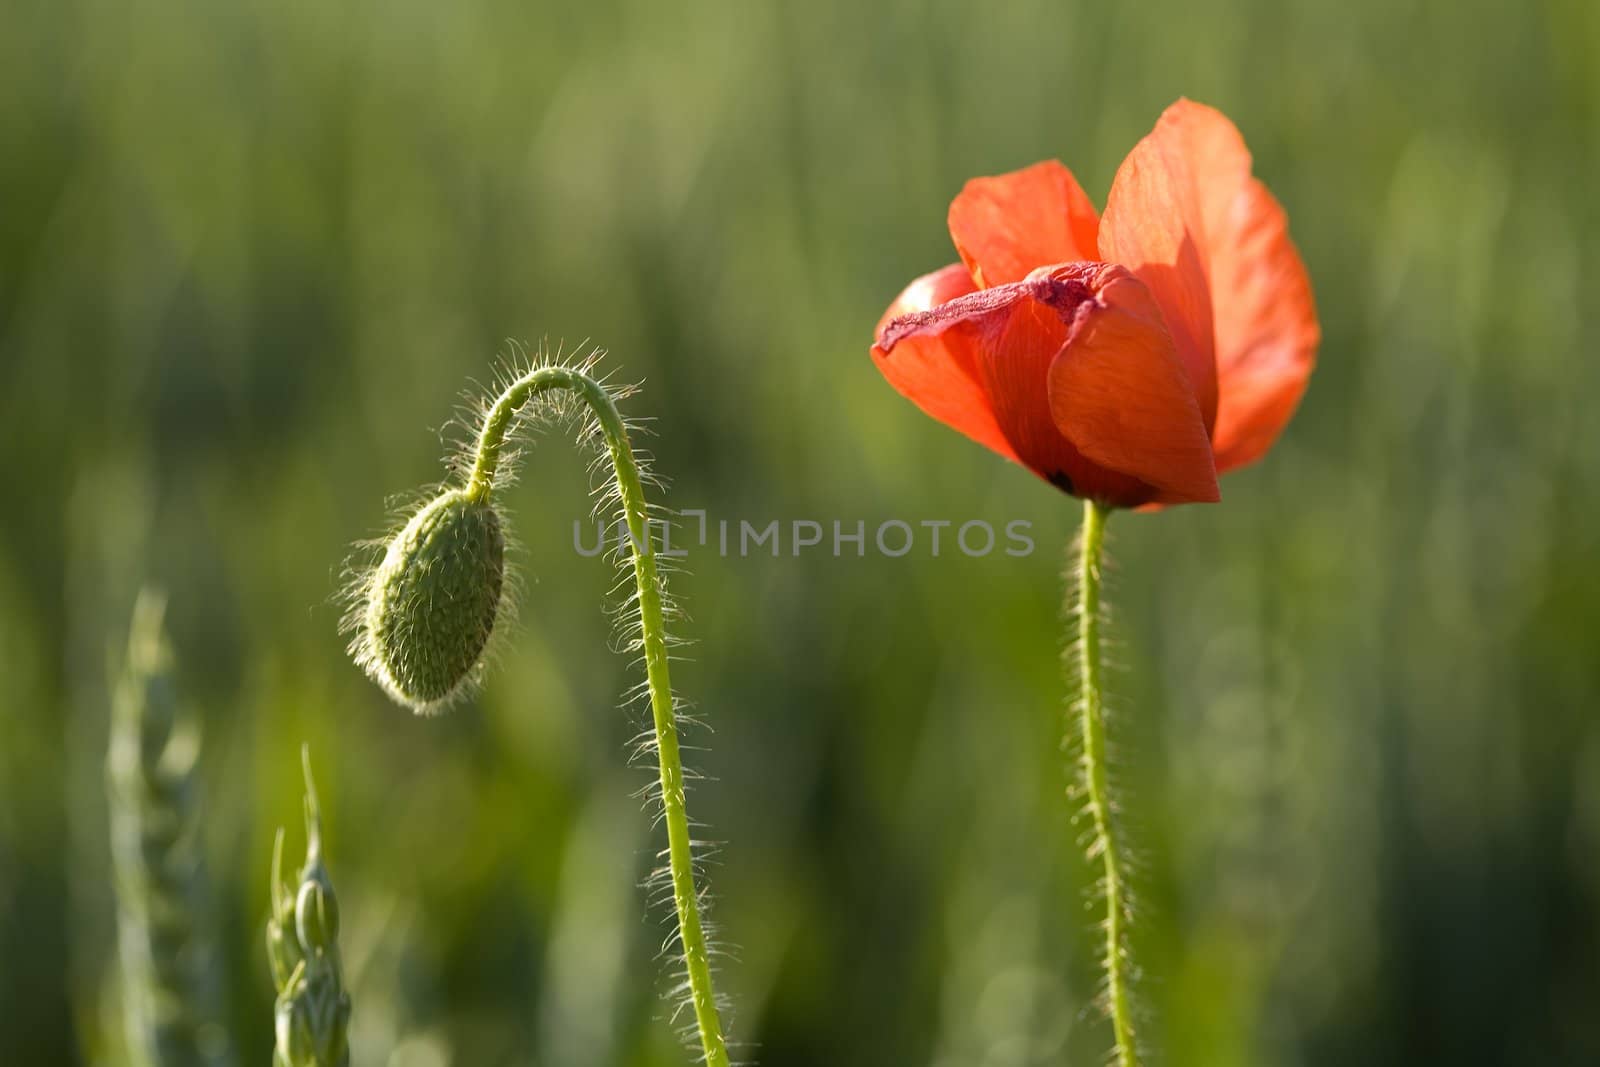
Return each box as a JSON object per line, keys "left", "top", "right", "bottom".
{"left": 106, "top": 589, "right": 236, "bottom": 1067}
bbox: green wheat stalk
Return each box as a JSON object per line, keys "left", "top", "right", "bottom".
{"left": 343, "top": 346, "right": 733, "bottom": 1066}
{"left": 106, "top": 589, "right": 235, "bottom": 1067}
{"left": 267, "top": 746, "right": 352, "bottom": 1067}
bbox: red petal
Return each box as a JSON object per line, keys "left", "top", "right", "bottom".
{"left": 870, "top": 264, "right": 1020, "bottom": 465}
{"left": 1098, "top": 101, "right": 1223, "bottom": 432}
{"left": 973, "top": 281, "right": 1085, "bottom": 484}
{"left": 879, "top": 264, "right": 1181, "bottom": 507}
{"left": 947, "top": 161, "right": 1101, "bottom": 287}
{"left": 1047, "top": 264, "right": 1219, "bottom": 504}
{"left": 1207, "top": 178, "right": 1319, "bottom": 472}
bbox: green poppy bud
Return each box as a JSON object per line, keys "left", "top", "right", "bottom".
{"left": 361, "top": 489, "right": 505, "bottom": 712}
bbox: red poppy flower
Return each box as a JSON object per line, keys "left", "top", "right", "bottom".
{"left": 871, "top": 99, "right": 1319, "bottom": 508}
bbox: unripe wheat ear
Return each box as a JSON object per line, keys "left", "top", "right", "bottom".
{"left": 108, "top": 588, "right": 236, "bottom": 1067}
{"left": 268, "top": 746, "right": 351, "bottom": 1067}
{"left": 341, "top": 345, "right": 735, "bottom": 1067}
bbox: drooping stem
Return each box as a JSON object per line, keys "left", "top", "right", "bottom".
{"left": 1071, "top": 498, "right": 1136, "bottom": 1067}
{"left": 466, "top": 366, "right": 731, "bottom": 1067}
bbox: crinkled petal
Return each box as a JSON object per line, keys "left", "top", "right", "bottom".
{"left": 870, "top": 263, "right": 1020, "bottom": 464}
{"left": 879, "top": 263, "right": 1196, "bottom": 507}
{"left": 1047, "top": 263, "right": 1219, "bottom": 504}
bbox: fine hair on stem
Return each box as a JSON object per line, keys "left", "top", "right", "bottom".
{"left": 342, "top": 343, "right": 735, "bottom": 1066}
{"left": 1067, "top": 499, "right": 1139, "bottom": 1066}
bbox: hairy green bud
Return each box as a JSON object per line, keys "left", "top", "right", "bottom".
{"left": 359, "top": 489, "right": 505, "bottom": 713}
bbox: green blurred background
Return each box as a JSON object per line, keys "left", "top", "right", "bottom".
{"left": 4, "top": 0, "right": 1599, "bottom": 1064}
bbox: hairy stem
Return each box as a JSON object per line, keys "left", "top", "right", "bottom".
{"left": 1072, "top": 499, "right": 1136, "bottom": 1067}
{"left": 467, "top": 366, "right": 731, "bottom": 1067}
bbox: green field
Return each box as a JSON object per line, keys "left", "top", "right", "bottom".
{"left": 3, "top": 1, "right": 1598, "bottom": 1064}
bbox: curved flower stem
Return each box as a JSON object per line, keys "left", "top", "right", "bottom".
{"left": 466, "top": 366, "right": 731, "bottom": 1067}
{"left": 1072, "top": 498, "right": 1136, "bottom": 1067}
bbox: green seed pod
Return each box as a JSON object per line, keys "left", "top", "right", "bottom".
{"left": 360, "top": 489, "right": 505, "bottom": 712}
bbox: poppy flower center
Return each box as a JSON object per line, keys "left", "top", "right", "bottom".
{"left": 876, "top": 261, "right": 1105, "bottom": 354}
{"left": 1022, "top": 266, "right": 1096, "bottom": 320}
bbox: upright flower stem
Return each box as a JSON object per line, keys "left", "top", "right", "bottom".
{"left": 466, "top": 366, "right": 731, "bottom": 1067}
{"left": 1072, "top": 498, "right": 1136, "bottom": 1067}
